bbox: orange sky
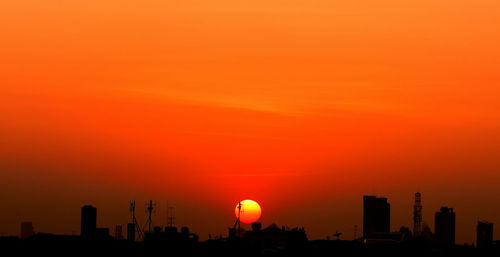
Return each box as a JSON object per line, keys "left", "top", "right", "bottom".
{"left": 1, "top": 0, "right": 500, "bottom": 243}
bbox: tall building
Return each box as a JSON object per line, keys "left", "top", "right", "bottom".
{"left": 81, "top": 205, "right": 97, "bottom": 238}
{"left": 363, "top": 196, "right": 390, "bottom": 238}
{"left": 413, "top": 192, "right": 423, "bottom": 237}
{"left": 477, "top": 221, "right": 493, "bottom": 248}
{"left": 434, "top": 206, "right": 455, "bottom": 247}
{"left": 20, "top": 222, "right": 34, "bottom": 239}
{"left": 115, "top": 225, "right": 124, "bottom": 240}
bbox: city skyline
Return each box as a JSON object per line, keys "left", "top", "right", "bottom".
{"left": 2, "top": 0, "right": 500, "bottom": 248}
{"left": 5, "top": 192, "right": 496, "bottom": 246}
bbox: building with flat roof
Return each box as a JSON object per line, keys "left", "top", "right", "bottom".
{"left": 435, "top": 206, "right": 455, "bottom": 247}
{"left": 20, "top": 222, "right": 34, "bottom": 239}
{"left": 477, "top": 221, "right": 493, "bottom": 248}
{"left": 363, "top": 196, "right": 390, "bottom": 238}
{"left": 81, "top": 205, "right": 97, "bottom": 238}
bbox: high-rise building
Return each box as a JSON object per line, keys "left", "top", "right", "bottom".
{"left": 413, "top": 192, "right": 423, "bottom": 237}
{"left": 81, "top": 205, "right": 97, "bottom": 238}
{"left": 115, "top": 225, "right": 124, "bottom": 240}
{"left": 477, "top": 221, "right": 493, "bottom": 248}
{"left": 363, "top": 196, "right": 390, "bottom": 238}
{"left": 434, "top": 206, "right": 455, "bottom": 247}
{"left": 20, "top": 222, "right": 34, "bottom": 239}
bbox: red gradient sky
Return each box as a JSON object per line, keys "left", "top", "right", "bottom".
{"left": 1, "top": 0, "right": 500, "bottom": 243}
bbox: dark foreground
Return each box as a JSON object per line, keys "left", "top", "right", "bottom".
{"left": 1, "top": 235, "right": 499, "bottom": 256}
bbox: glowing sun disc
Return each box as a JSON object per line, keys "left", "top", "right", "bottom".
{"left": 235, "top": 199, "right": 262, "bottom": 224}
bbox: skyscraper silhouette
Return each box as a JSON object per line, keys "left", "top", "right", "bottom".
{"left": 363, "top": 196, "right": 390, "bottom": 238}
{"left": 413, "top": 192, "right": 423, "bottom": 237}
{"left": 20, "top": 222, "right": 34, "bottom": 239}
{"left": 476, "top": 221, "right": 493, "bottom": 249}
{"left": 434, "top": 206, "right": 455, "bottom": 247}
{"left": 81, "top": 205, "right": 97, "bottom": 238}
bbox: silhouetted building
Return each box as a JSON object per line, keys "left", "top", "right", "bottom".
{"left": 363, "top": 196, "right": 390, "bottom": 238}
{"left": 399, "top": 226, "right": 411, "bottom": 240}
{"left": 166, "top": 226, "right": 178, "bottom": 234}
{"left": 435, "top": 206, "right": 455, "bottom": 247}
{"left": 144, "top": 225, "right": 198, "bottom": 244}
{"left": 477, "top": 221, "right": 493, "bottom": 248}
{"left": 96, "top": 228, "right": 110, "bottom": 238}
{"left": 244, "top": 223, "right": 308, "bottom": 250}
{"left": 81, "top": 205, "right": 97, "bottom": 238}
{"left": 127, "top": 223, "right": 135, "bottom": 241}
{"left": 181, "top": 226, "right": 190, "bottom": 235}
{"left": 115, "top": 225, "right": 123, "bottom": 240}
{"left": 422, "top": 224, "right": 433, "bottom": 240}
{"left": 362, "top": 232, "right": 406, "bottom": 244}
{"left": 228, "top": 227, "right": 246, "bottom": 238}
{"left": 228, "top": 228, "right": 236, "bottom": 238}
{"left": 252, "top": 222, "right": 262, "bottom": 232}
{"left": 20, "top": 222, "right": 34, "bottom": 239}
{"left": 413, "top": 192, "right": 423, "bottom": 237}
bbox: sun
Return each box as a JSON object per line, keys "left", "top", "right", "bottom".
{"left": 235, "top": 200, "right": 262, "bottom": 224}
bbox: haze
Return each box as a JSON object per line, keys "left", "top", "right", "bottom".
{"left": 1, "top": 0, "right": 499, "bottom": 243}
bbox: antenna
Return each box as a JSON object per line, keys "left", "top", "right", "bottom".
{"left": 167, "top": 202, "right": 176, "bottom": 228}
{"left": 144, "top": 200, "right": 156, "bottom": 234}
{"left": 353, "top": 224, "right": 358, "bottom": 240}
{"left": 233, "top": 201, "right": 244, "bottom": 237}
{"left": 238, "top": 201, "right": 241, "bottom": 236}
{"left": 130, "top": 201, "right": 144, "bottom": 241}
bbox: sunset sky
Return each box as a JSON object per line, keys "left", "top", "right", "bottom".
{"left": 1, "top": 0, "right": 500, "bottom": 243}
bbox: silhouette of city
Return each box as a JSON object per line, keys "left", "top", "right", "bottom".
{"left": 1, "top": 193, "right": 498, "bottom": 256}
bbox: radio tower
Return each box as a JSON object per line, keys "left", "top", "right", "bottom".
{"left": 413, "top": 192, "right": 423, "bottom": 237}
{"left": 167, "top": 202, "right": 176, "bottom": 227}
{"left": 130, "top": 201, "right": 144, "bottom": 240}
{"left": 233, "top": 201, "right": 243, "bottom": 237}
{"left": 144, "top": 200, "right": 155, "bottom": 234}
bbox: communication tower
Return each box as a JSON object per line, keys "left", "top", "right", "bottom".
{"left": 167, "top": 202, "right": 176, "bottom": 227}
{"left": 129, "top": 201, "right": 144, "bottom": 240}
{"left": 144, "top": 200, "right": 156, "bottom": 234}
{"left": 233, "top": 201, "right": 243, "bottom": 237}
{"left": 413, "top": 192, "right": 423, "bottom": 237}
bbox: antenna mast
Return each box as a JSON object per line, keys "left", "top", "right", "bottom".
{"left": 238, "top": 202, "right": 241, "bottom": 236}
{"left": 167, "top": 202, "right": 176, "bottom": 228}
{"left": 130, "top": 201, "right": 144, "bottom": 241}
{"left": 232, "top": 201, "right": 243, "bottom": 237}
{"left": 144, "top": 200, "right": 155, "bottom": 234}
